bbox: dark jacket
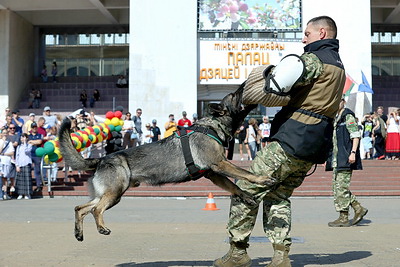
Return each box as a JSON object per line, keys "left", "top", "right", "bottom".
{"left": 335, "top": 108, "right": 362, "bottom": 171}
{"left": 271, "top": 39, "right": 346, "bottom": 163}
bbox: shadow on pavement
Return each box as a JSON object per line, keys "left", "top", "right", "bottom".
{"left": 116, "top": 250, "right": 372, "bottom": 266}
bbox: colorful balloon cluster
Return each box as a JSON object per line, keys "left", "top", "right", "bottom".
{"left": 34, "top": 110, "right": 124, "bottom": 163}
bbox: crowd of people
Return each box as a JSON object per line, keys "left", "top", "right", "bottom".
{"left": 0, "top": 103, "right": 202, "bottom": 201}
{"left": 235, "top": 104, "right": 398, "bottom": 164}
{"left": 0, "top": 106, "right": 62, "bottom": 200}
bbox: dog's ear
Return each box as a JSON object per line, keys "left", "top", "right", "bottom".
{"left": 208, "top": 103, "right": 225, "bottom": 116}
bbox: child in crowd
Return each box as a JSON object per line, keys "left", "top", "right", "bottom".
{"left": 0, "top": 129, "right": 15, "bottom": 200}
{"left": 45, "top": 126, "right": 59, "bottom": 182}
{"left": 15, "top": 133, "right": 33, "bottom": 199}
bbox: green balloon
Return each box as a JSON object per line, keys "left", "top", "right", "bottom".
{"left": 48, "top": 152, "right": 59, "bottom": 162}
{"left": 108, "top": 124, "right": 115, "bottom": 131}
{"left": 114, "top": 125, "right": 122, "bottom": 132}
{"left": 35, "top": 147, "right": 45, "bottom": 157}
{"left": 43, "top": 142, "right": 55, "bottom": 154}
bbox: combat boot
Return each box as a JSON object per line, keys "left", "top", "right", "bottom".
{"left": 328, "top": 211, "right": 351, "bottom": 227}
{"left": 351, "top": 200, "right": 368, "bottom": 225}
{"left": 267, "top": 244, "right": 291, "bottom": 267}
{"left": 213, "top": 241, "right": 251, "bottom": 267}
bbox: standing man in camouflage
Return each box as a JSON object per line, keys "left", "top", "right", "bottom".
{"left": 214, "top": 16, "right": 346, "bottom": 267}
{"left": 326, "top": 98, "right": 368, "bottom": 227}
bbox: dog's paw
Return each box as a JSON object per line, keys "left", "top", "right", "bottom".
{"left": 75, "top": 229, "right": 84, "bottom": 242}
{"left": 258, "top": 176, "right": 278, "bottom": 186}
{"left": 98, "top": 226, "right": 111, "bottom": 236}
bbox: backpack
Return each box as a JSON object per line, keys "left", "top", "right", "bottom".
{"left": 379, "top": 117, "right": 387, "bottom": 139}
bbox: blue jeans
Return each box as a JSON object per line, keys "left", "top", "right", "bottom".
{"left": 248, "top": 141, "right": 257, "bottom": 159}
{"left": 32, "top": 156, "right": 45, "bottom": 187}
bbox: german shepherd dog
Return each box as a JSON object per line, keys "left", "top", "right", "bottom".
{"left": 59, "top": 84, "right": 275, "bottom": 241}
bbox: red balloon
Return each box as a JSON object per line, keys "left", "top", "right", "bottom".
{"left": 114, "top": 110, "right": 123, "bottom": 119}
{"left": 71, "top": 133, "right": 83, "bottom": 143}
{"left": 106, "top": 111, "right": 115, "bottom": 119}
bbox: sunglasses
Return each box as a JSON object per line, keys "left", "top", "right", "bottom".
{"left": 9, "top": 127, "right": 15, "bottom": 129}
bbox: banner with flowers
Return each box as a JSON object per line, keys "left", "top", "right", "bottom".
{"left": 198, "top": 0, "right": 301, "bottom": 31}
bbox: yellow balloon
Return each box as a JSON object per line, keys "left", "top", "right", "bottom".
{"left": 104, "top": 119, "right": 111, "bottom": 125}
{"left": 119, "top": 119, "right": 124, "bottom": 126}
{"left": 89, "top": 134, "right": 97, "bottom": 144}
{"left": 71, "top": 136, "right": 82, "bottom": 149}
{"left": 79, "top": 133, "right": 88, "bottom": 143}
{"left": 44, "top": 155, "right": 50, "bottom": 164}
{"left": 111, "top": 117, "right": 120, "bottom": 126}
{"left": 54, "top": 148, "right": 61, "bottom": 155}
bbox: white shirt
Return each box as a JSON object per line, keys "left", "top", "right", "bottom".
{"left": 387, "top": 116, "right": 400, "bottom": 133}
{"left": 123, "top": 120, "right": 135, "bottom": 133}
{"left": 248, "top": 125, "right": 256, "bottom": 143}
{"left": 259, "top": 122, "right": 271, "bottom": 138}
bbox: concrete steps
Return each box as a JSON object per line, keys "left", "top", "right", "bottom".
{"left": 33, "top": 159, "right": 400, "bottom": 198}
{"left": 17, "top": 76, "right": 128, "bottom": 115}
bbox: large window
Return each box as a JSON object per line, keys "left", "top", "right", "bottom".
{"left": 45, "top": 58, "right": 129, "bottom": 77}
{"left": 372, "top": 57, "right": 400, "bottom": 76}
{"left": 45, "top": 34, "right": 129, "bottom": 46}
{"left": 371, "top": 32, "right": 400, "bottom": 44}
{"left": 45, "top": 33, "right": 129, "bottom": 76}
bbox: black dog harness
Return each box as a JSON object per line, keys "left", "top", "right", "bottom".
{"left": 175, "top": 125, "right": 225, "bottom": 180}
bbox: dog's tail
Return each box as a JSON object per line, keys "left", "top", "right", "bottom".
{"left": 58, "top": 118, "right": 100, "bottom": 171}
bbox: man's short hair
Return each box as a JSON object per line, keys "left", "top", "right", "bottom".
{"left": 308, "top": 16, "right": 337, "bottom": 39}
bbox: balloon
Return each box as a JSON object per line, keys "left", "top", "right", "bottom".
{"left": 35, "top": 147, "right": 45, "bottom": 157}
{"left": 71, "top": 133, "right": 83, "bottom": 143}
{"left": 114, "top": 125, "right": 122, "bottom": 132}
{"left": 119, "top": 119, "right": 124, "bottom": 126}
{"left": 104, "top": 119, "right": 111, "bottom": 125}
{"left": 84, "top": 127, "right": 94, "bottom": 134}
{"left": 106, "top": 111, "right": 114, "bottom": 119}
{"left": 79, "top": 132, "right": 89, "bottom": 143}
{"left": 89, "top": 134, "right": 97, "bottom": 143}
{"left": 114, "top": 110, "right": 122, "bottom": 118}
{"left": 48, "top": 152, "right": 59, "bottom": 162}
{"left": 71, "top": 136, "right": 82, "bottom": 149}
{"left": 44, "top": 155, "right": 50, "bottom": 164}
{"left": 85, "top": 139, "right": 91, "bottom": 147}
{"left": 108, "top": 124, "right": 115, "bottom": 132}
{"left": 111, "top": 117, "right": 120, "bottom": 126}
{"left": 92, "top": 126, "right": 100, "bottom": 135}
{"left": 44, "top": 142, "right": 55, "bottom": 154}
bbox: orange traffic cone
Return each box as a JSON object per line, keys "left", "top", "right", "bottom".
{"left": 202, "top": 192, "right": 220, "bottom": 210}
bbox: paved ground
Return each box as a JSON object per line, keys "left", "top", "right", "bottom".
{"left": 0, "top": 196, "right": 399, "bottom": 267}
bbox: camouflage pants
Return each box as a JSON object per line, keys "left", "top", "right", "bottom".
{"left": 227, "top": 141, "right": 313, "bottom": 247}
{"left": 332, "top": 169, "right": 356, "bottom": 212}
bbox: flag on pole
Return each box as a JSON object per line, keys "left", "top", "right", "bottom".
{"left": 343, "top": 73, "right": 356, "bottom": 96}
{"left": 358, "top": 71, "right": 374, "bottom": 94}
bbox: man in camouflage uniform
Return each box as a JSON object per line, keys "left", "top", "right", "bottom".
{"left": 326, "top": 98, "right": 368, "bottom": 227}
{"left": 214, "top": 16, "right": 346, "bottom": 267}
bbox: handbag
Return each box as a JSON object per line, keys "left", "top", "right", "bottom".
{"left": 130, "top": 130, "right": 138, "bottom": 140}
